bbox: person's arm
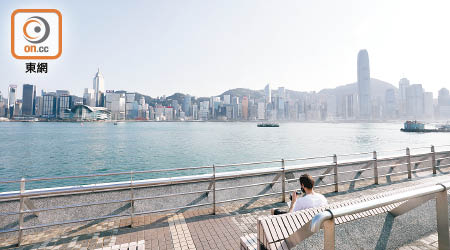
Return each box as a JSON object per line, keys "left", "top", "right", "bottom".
{"left": 288, "top": 191, "right": 297, "bottom": 213}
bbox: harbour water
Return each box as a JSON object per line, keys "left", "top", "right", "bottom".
{"left": 1, "top": 122, "right": 449, "bottom": 192}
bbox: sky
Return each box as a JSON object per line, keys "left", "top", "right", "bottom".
{"left": 1, "top": 0, "right": 450, "bottom": 98}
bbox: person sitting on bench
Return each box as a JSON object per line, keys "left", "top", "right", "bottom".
{"left": 272, "top": 174, "right": 327, "bottom": 215}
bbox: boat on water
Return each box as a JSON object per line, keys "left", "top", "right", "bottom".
{"left": 401, "top": 121, "right": 450, "bottom": 132}
{"left": 257, "top": 122, "right": 280, "bottom": 127}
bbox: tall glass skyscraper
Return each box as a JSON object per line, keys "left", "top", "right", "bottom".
{"left": 22, "top": 84, "right": 36, "bottom": 116}
{"left": 264, "top": 84, "right": 271, "bottom": 104}
{"left": 357, "top": 49, "right": 371, "bottom": 119}
{"left": 93, "top": 68, "right": 105, "bottom": 107}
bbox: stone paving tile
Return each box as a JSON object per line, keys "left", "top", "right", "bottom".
{"left": 1, "top": 173, "right": 450, "bottom": 250}
{"left": 399, "top": 232, "right": 440, "bottom": 250}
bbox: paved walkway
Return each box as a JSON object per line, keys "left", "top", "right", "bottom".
{"left": 1, "top": 173, "right": 450, "bottom": 250}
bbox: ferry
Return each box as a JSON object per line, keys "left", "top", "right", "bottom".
{"left": 257, "top": 122, "right": 280, "bottom": 127}
{"left": 401, "top": 121, "right": 450, "bottom": 132}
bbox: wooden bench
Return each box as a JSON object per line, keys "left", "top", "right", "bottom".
{"left": 240, "top": 191, "right": 405, "bottom": 250}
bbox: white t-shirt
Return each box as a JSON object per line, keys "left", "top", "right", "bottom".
{"left": 292, "top": 193, "right": 328, "bottom": 212}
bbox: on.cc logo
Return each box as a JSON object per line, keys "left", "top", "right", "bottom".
{"left": 23, "top": 16, "right": 50, "bottom": 44}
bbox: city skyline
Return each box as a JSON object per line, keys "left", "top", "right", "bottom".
{"left": 2, "top": 0, "right": 450, "bottom": 97}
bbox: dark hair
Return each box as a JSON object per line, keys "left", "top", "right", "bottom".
{"left": 299, "top": 174, "right": 314, "bottom": 189}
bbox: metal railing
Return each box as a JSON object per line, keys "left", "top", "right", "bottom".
{"left": 310, "top": 181, "right": 450, "bottom": 250}
{"left": 1, "top": 144, "right": 450, "bottom": 246}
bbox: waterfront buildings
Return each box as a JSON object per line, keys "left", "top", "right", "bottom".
{"left": 105, "top": 91, "right": 125, "bottom": 120}
{"left": 357, "top": 49, "right": 371, "bottom": 119}
{"left": 2, "top": 59, "right": 448, "bottom": 122}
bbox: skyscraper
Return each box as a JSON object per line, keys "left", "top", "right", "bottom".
{"left": 93, "top": 68, "right": 105, "bottom": 107}
{"left": 8, "top": 85, "right": 17, "bottom": 108}
{"left": 264, "top": 84, "right": 271, "bottom": 104}
{"left": 357, "top": 49, "right": 371, "bottom": 119}
{"left": 406, "top": 84, "right": 424, "bottom": 118}
{"left": 183, "top": 94, "right": 191, "bottom": 117}
{"left": 242, "top": 96, "right": 249, "bottom": 120}
{"left": 384, "top": 89, "right": 396, "bottom": 118}
{"left": 83, "top": 88, "right": 96, "bottom": 106}
{"left": 22, "top": 84, "right": 36, "bottom": 116}
{"left": 399, "top": 78, "right": 410, "bottom": 116}
{"left": 8, "top": 85, "right": 17, "bottom": 118}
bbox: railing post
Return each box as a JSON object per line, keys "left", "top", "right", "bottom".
{"left": 212, "top": 164, "right": 216, "bottom": 215}
{"left": 435, "top": 187, "right": 450, "bottom": 249}
{"left": 373, "top": 151, "right": 379, "bottom": 185}
{"left": 333, "top": 154, "right": 338, "bottom": 192}
{"left": 323, "top": 219, "right": 335, "bottom": 250}
{"left": 17, "top": 177, "right": 25, "bottom": 246}
{"left": 130, "top": 171, "right": 135, "bottom": 228}
{"left": 281, "top": 159, "right": 286, "bottom": 202}
{"left": 406, "top": 147, "right": 412, "bottom": 179}
{"left": 431, "top": 145, "right": 436, "bottom": 175}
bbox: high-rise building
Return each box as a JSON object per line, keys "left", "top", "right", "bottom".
{"left": 223, "top": 95, "right": 231, "bottom": 105}
{"left": 438, "top": 88, "right": 450, "bottom": 118}
{"left": 384, "top": 89, "right": 396, "bottom": 118}
{"left": 105, "top": 91, "right": 125, "bottom": 120}
{"left": 264, "top": 84, "right": 271, "bottom": 104}
{"left": 199, "top": 101, "right": 209, "bottom": 120}
{"left": 0, "top": 91, "right": 5, "bottom": 117}
{"left": 93, "top": 68, "right": 105, "bottom": 107}
{"left": 125, "top": 93, "right": 137, "bottom": 119}
{"left": 42, "top": 93, "right": 57, "bottom": 118}
{"left": 424, "top": 92, "right": 434, "bottom": 118}
{"left": 83, "top": 88, "right": 96, "bottom": 106}
{"left": 399, "top": 78, "right": 410, "bottom": 116}
{"left": 57, "top": 95, "right": 72, "bottom": 118}
{"left": 35, "top": 96, "right": 43, "bottom": 116}
{"left": 405, "top": 84, "right": 424, "bottom": 118}
{"left": 8, "top": 85, "right": 17, "bottom": 118}
{"left": 278, "top": 87, "right": 285, "bottom": 99}
{"left": 192, "top": 104, "right": 198, "bottom": 120}
{"left": 22, "top": 84, "right": 36, "bottom": 116}
{"left": 257, "top": 102, "right": 265, "bottom": 120}
{"left": 357, "top": 49, "right": 371, "bottom": 119}
{"left": 242, "top": 96, "right": 249, "bottom": 120}
{"left": 183, "top": 95, "right": 191, "bottom": 117}
{"left": 8, "top": 85, "right": 17, "bottom": 108}
{"left": 438, "top": 88, "right": 450, "bottom": 106}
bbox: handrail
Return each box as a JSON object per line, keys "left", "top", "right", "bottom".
{"left": 1, "top": 144, "right": 449, "bottom": 185}
{"left": 2, "top": 144, "right": 450, "bottom": 247}
{"left": 310, "top": 182, "right": 450, "bottom": 249}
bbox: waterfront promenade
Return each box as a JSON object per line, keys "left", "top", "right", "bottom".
{"left": 1, "top": 171, "right": 450, "bottom": 250}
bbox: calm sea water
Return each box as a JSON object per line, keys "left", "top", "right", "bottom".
{"left": 1, "top": 122, "right": 449, "bottom": 192}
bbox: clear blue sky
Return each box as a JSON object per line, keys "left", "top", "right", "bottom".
{"left": 1, "top": 0, "right": 450, "bottom": 98}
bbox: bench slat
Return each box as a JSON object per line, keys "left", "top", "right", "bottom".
{"left": 261, "top": 218, "right": 275, "bottom": 246}
{"left": 275, "top": 216, "right": 289, "bottom": 239}
{"left": 285, "top": 214, "right": 298, "bottom": 233}
{"left": 280, "top": 215, "right": 294, "bottom": 235}
{"left": 268, "top": 217, "right": 284, "bottom": 242}
{"left": 286, "top": 213, "right": 298, "bottom": 233}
